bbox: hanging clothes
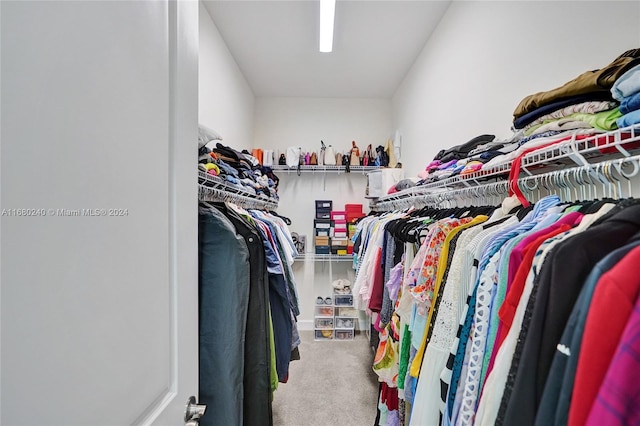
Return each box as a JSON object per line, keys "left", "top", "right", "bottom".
{"left": 355, "top": 192, "right": 640, "bottom": 426}
{"left": 198, "top": 203, "right": 300, "bottom": 426}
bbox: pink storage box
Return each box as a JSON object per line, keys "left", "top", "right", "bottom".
{"left": 330, "top": 211, "right": 347, "bottom": 221}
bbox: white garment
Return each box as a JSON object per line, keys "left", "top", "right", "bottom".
{"left": 457, "top": 251, "right": 501, "bottom": 426}
{"left": 410, "top": 226, "right": 483, "bottom": 426}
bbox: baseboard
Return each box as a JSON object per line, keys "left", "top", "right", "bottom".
{"left": 298, "top": 320, "right": 314, "bottom": 331}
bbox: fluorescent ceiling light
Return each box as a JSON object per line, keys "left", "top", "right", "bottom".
{"left": 319, "top": 0, "right": 336, "bottom": 53}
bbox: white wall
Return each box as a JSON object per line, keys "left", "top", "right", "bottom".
{"left": 254, "top": 97, "right": 393, "bottom": 156}
{"left": 199, "top": 1, "right": 254, "bottom": 148}
{"left": 392, "top": 0, "right": 640, "bottom": 177}
{"left": 254, "top": 97, "right": 392, "bottom": 327}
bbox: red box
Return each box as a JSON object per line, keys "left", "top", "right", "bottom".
{"left": 347, "top": 246, "right": 353, "bottom": 254}
{"left": 345, "top": 203, "right": 363, "bottom": 213}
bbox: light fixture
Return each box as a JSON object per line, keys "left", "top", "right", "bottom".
{"left": 319, "top": 0, "right": 336, "bottom": 53}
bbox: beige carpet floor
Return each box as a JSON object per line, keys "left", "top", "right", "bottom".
{"left": 272, "top": 330, "right": 379, "bottom": 426}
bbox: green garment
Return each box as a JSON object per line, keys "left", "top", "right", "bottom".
{"left": 269, "top": 310, "right": 278, "bottom": 393}
{"left": 525, "top": 107, "right": 623, "bottom": 136}
{"left": 397, "top": 324, "right": 412, "bottom": 391}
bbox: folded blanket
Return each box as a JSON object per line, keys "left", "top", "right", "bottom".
{"left": 520, "top": 100, "right": 617, "bottom": 132}
{"left": 525, "top": 108, "right": 622, "bottom": 135}
{"left": 612, "top": 63, "right": 640, "bottom": 101}
{"left": 513, "top": 93, "right": 613, "bottom": 129}
{"left": 616, "top": 109, "right": 640, "bottom": 128}
{"left": 514, "top": 48, "right": 640, "bottom": 118}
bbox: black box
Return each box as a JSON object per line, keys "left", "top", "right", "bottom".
{"left": 315, "top": 245, "right": 331, "bottom": 255}
{"left": 315, "top": 200, "right": 333, "bottom": 210}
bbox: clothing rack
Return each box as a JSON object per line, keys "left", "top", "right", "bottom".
{"left": 371, "top": 124, "right": 640, "bottom": 211}
{"left": 198, "top": 170, "right": 279, "bottom": 210}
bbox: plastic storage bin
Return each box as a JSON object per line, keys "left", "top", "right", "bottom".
{"left": 336, "top": 306, "right": 358, "bottom": 317}
{"left": 335, "top": 316, "right": 355, "bottom": 329}
{"left": 334, "top": 294, "right": 354, "bottom": 306}
{"left": 335, "top": 330, "right": 354, "bottom": 340}
{"left": 315, "top": 317, "right": 334, "bottom": 329}
{"left": 315, "top": 305, "right": 334, "bottom": 317}
{"left": 315, "top": 329, "right": 334, "bottom": 340}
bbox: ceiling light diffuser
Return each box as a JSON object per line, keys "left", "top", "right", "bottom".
{"left": 319, "top": 0, "right": 336, "bottom": 53}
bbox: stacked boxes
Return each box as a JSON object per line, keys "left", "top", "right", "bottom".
{"left": 334, "top": 292, "right": 356, "bottom": 340}
{"left": 345, "top": 204, "right": 363, "bottom": 255}
{"left": 314, "top": 200, "right": 333, "bottom": 254}
{"left": 315, "top": 200, "right": 364, "bottom": 256}
{"left": 347, "top": 223, "right": 357, "bottom": 254}
{"left": 314, "top": 303, "right": 334, "bottom": 340}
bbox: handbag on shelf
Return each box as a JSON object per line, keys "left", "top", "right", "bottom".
{"left": 365, "top": 144, "right": 375, "bottom": 166}
{"left": 325, "top": 144, "right": 336, "bottom": 165}
{"left": 342, "top": 154, "right": 351, "bottom": 173}
{"left": 278, "top": 153, "right": 286, "bottom": 165}
{"left": 310, "top": 152, "right": 318, "bottom": 165}
{"left": 251, "top": 149, "right": 263, "bottom": 164}
{"left": 350, "top": 141, "right": 361, "bottom": 166}
{"left": 286, "top": 146, "right": 301, "bottom": 167}
{"left": 263, "top": 149, "right": 274, "bottom": 167}
{"left": 319, "top": 140, "right": 326, "bottom": 165}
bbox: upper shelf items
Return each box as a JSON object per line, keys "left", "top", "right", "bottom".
{"left": 270, "top": 164, "right": 383, "bottom": 174}
{"left": 371, "top": 124, "right": 640, "bottom": 211}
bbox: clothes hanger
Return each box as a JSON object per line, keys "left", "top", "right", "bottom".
{"left": 267, "top": 211, "right": 292, "bottom": 225}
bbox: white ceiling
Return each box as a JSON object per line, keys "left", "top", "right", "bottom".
{"left": 202, "top": 0, "right": 451, "bottom": 98}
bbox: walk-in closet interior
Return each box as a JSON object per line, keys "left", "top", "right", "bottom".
{"left": 2, "top": 1, "right": 640, "bottom": 425}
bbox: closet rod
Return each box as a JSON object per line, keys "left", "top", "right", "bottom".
{"left": 371, "top": 154, "right": 640, "bottom": 212}
{"left": 198, "top": 171, "right": 279, "bottom": 210}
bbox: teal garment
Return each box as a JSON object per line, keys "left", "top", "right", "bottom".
{"left": 199, "top": 207, "right": 250, "bottom": 426}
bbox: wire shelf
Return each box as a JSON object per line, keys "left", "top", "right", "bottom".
{"left": 198, "top": 170, "right": 279, "bottom": 210}
{"left": 270, "top": 164, "right": 383, "bottom": 174}
{"left": 370, "top": 124, "right": 640, "bottom": 211}
{"left": 295, "top": 253, "right": 354, "bottom": 262}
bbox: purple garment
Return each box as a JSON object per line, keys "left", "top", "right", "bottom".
{"left": 386, "top": 261, "right": 404, "bottom": 302}
{"left": 387, "top": 409, "right": 400, "bottom": 426}
{"left": 619, "top": 91, "right": 640, "bottom": 114}
{"left": 585, "top": 294, "right": 640, "bottom": 426}
{"left": 438, "top": 159, "right": 458, "bottom": 170}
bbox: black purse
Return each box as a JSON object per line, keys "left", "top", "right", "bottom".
{"left": 342, "top": 154, "right": 351, "bottom": 173}
{"left": 278, "top": 153, "right": 286, "bottom": 165}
